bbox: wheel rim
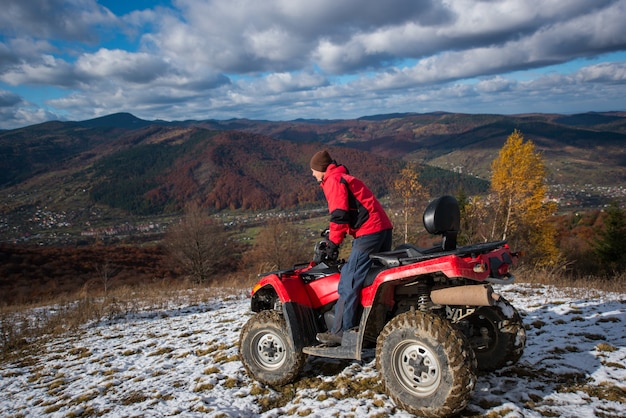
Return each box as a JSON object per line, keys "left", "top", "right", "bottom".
{"left": 252, "top": 331, "right": 287, "bottom": 371}
{"left": 392, "top": 340, "right": 442, "bottom": 397}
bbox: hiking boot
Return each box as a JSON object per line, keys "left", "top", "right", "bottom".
{"left": 316, "top": 331, "right": 343, "bottom": 346}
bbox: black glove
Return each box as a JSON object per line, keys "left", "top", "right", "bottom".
{"left": 313, "top": 238, "right": 339, "bottom": 264}
{"left": 324, "top": 239, "right": 339, "bottom": 262}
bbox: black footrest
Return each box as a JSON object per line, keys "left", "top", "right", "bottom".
{"left": 302, "top": 330, "right": 361, "bottom": 360}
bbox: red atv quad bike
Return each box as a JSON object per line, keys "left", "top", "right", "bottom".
{"left": 239, "top": 195, "right": 526, "bottom": 417}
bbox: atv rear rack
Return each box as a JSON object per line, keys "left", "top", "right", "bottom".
{"left": 370, "top": 240, "right": 509, "bottom": 268}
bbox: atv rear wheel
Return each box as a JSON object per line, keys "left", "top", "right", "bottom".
{"left": 463, "top": 296, "right": 526, "bottom": 371}
{"left": 376, "top": 311, "right": 476, "bottom": 418}
{"left": 239, "top": 310, "right": 306, "bottom": 387}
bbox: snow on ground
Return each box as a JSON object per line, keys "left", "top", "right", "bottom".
{"left": 1, "top": 283, "right": 625, "bottom": 417}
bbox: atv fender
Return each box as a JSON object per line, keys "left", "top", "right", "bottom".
{"left": 251, "top": 274, "right": 314, "bottom": 307}
{"left": 282, "top": 301, "right": 319, "bottom": 350}
{"left": 251, "top": 281, "right": 320, "bottom": 352}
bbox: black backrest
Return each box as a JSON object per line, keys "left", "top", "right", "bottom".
{"left": 423, "top": 195, "right": 460, "bottom": 251}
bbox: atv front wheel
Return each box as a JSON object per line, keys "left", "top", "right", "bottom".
{"left": 376, "top": 311, "right": 476, "bottom": 418}
{"left": 239, "top": 310, "right": 306, "bottom": 387}
{"left": 463, "top": 296, "right": 526, "bottom": 371}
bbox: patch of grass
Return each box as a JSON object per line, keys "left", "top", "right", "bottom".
{"left": 257, "top": 388, "right": 294, "bottom": 412}
{"left": 71, "top": 390, "right": 99, "bottom": 404}
{"left": 195, "top": 347, "right": 213, "bottom": 356}
{"left": 582, "top": 333, "right": 605, "bottom": 341}
{"left": 193, "top": 382, "right": 215, "bottom": 392}
{"left": 223, "top": 377, "right": 240, "bottom": 388}
{"left": 120, "top": 391, "right": 149, "bottom": 405}
{"left": 204, "top": 366, "right": 221, "bottom": 374}
{"left": 596, "top": 316, "right": 621, "bottom": 323}
{"left": 561, "top": 382, "right": 626, "bottom": 403}
{"left": 103, "top": 333, "right": 124, "bottom": 340}
{"left": 249, "top": 384, "right": 269, "bottom": 396}
{"left": 531, "top": 320, "right": 546, "bottom": 329}
{"left": 68, "top": 347, "right": 92, "bottom": 358}
{"left": 209, "top": 341, "right": 232, "bottom": 351}
{"left": 568, "top": 306, "right": 583, "bottom": 315}
{"left": 549, "top": 346, "right": 580, "bottom": 354}
{"left": 480, "top": 409, "right": 515, "bottom": 418}
{"left": 1, "top": 370, "right": 22, "bottom": 378}
{"left": 214, "top": 351, "right": 239, "bottom": 363}
{"left": 330, "top": 375, "right": 384, "bottom": 400}
{"left": 121, "top": 348, "right": 141, "bottom": 356}
{"left": 147, "top": 346, "right": 174, "bottom": 356}
{"left": 43, "top": 403, "right": 64, "bottom": 414}
{"left": 193, "top": 405, "right": 215, "bottom": 413}
{"left": 47, "top": 377, "right": 66, "bottom": 393}
{"left": 174, "top": 351, "right": 191, "bottom": 358}
{"left": 596, "top": 342, "right": 618, "bottom": 352}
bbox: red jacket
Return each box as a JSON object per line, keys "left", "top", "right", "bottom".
{"left": 320, "top": 163, "right": 393, "bottom": 245}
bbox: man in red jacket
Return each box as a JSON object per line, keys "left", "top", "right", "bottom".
{"left": 310, "top": 150, "right": 393, "bottom": 346}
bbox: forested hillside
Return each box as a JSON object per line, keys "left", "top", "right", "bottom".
{"left": 0, "top": 111, "right": 624, "bottom": 243}
{"left": 0, "top": 120, "right": 488, "bottom": 219}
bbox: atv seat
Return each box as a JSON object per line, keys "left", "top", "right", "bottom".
{"left": 369, "top": 196, "right": 462, "bottom": 268}
{"left": 369, "top": 246, "right": 423, "bottom": 267}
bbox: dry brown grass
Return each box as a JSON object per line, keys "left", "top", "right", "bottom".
{"left": 514, "top": 264, "right": 626, "bottom": 294}
{"left": 0, "top": 277, "right": 248, "bottom": 362}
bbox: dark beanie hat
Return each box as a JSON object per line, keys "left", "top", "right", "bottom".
{"left": 310, "top": 150, "right": 333, "bottom": 172}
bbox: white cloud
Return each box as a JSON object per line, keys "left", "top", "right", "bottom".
{"left": 0, "top": 0, "right": 117, "bottom": 41}
{"left": 0, "top": 55, "right": 78, "bottom": 87}
{"left": 0, "top": 0, "right": 625, "bottom": 128}
{"left": 262, "top": 72, "right": 328, "bottom": 93}
{"left": 75, "top": 49, "right": 170, "bottom": 83}
{"left": 575, "top": 62, "right": 626, "bottom": 82}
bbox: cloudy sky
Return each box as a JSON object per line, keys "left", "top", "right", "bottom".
{"left": 1, "top": 0, "right": 625, "bottom": 130}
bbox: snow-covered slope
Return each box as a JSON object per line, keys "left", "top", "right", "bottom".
{"left": 1, "top": 284, "right": 624, "bottom": 417}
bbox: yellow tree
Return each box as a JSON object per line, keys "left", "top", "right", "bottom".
{"left": 393, "top": 162, "right": 428, "bottom": 243}
{"left": 490, "top": 130, "right": 558, "bottom": 265}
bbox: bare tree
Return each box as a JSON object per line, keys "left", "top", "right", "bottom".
{"left": 243, "top": 219, "right": 312, "bottom": 272}
{"left": 165, "top": 203, "right": 233, "bottom": 284}
{"left": 95, "top": 260, "right": 119, "bottom": 298}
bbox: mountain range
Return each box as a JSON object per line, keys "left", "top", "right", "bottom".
{"left": 1, "top": 111, "right": 625, "bottom": 242}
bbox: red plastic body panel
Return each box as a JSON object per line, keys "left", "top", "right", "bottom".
{"left": 304, "top": 274, "right": 341, "bottom": 307}
{"left": 361, "top": 246, "right": 514, "bottom": 305}
{"left": 252, "top": 269, "right": 340, "bottom": 309}
{"left": 251, "top": 246, "right": 515, "bottom": 310}
{"left": 252, "top": 273, "right": 312, "bottom": 306}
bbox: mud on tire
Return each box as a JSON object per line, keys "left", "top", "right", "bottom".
{"left": 376, "top": 311, "right": 476, "bottom": 418}
{"left": 463, "top": 296, "right": 526, "bottom": 371}
{"left": 238, "top": 310, "right": 306, "bottom": 387}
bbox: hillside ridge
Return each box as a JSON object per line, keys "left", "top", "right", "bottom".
{"left": 1, "top": 111, "right": 625, "bottom": 243}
